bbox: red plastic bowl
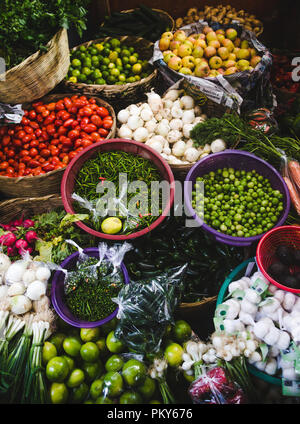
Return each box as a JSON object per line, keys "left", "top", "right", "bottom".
{"left": 256, "top": 225, "right": 300, "bottom": 293}
{"left": 61, "top": 139, "right": 175, "bottom": 240}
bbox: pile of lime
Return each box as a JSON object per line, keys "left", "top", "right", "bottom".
{"left": 43, "top": 318, "right": 161, "bottom": 404}
{"left": 67, "top": 38, "right": 153, "bottom": 85}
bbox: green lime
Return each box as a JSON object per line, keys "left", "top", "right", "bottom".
{"left": 90, "top": 376, "right": 105, "bottom": 400}
{"left": 106, "top": 331, "right": 125, "bottom": 353}
{"left": 122, "top": 359, "right": 146, "bottom": 388}
{"left": 42, "top": 341, "right": 57, "bottom": 364}
{"left": 101, "top": 217, "right": 122, "bottom": 234}
{"left": 79, "top": 45, "right": 87, "bottom": 52}
{"left": 95, "top": 396, "right": 114, "bottom": 404}
{"left": 63, "top": 336, "right": 82, "bottom": 357}
{"left": 92, "top": 69, "right": 102, "bottom": 80}
{"left": 102, "top": 48, "right": 110, "bottom": 57}
{"left": 90, "top": 47, "right": 98, "bottom": 56}
{"left": 164, "top": 343, "right": 184, "bottom": 367}
{"left": 82, "top": 67, "right": 92, "bottom": 76}
{"left": 72, "top": 58, "right": 82, "bottom": 68}
{"left": 116, "top": 58, "right": 123, "bottom": 67}
{"left": 120, "top": 391, "right": 143, "bottom": 404}
{"left": 82, "top": 361, "right": 103, "bottom": 382}
{"left": 50, "top": 382, "right": 68, "bottom": 404}
{"left": 80, "top": 328, "right": 101, "bottom": 343}
{"left": 118, "top": 74, "right": 126, "bottom": 82}
{"left": 110, "top": 38, "right": 121, "bottom": 49}
{"left": 129, "top": 55, "right": 137, "bottom": 65}
{"left": 110, "top": 68, "right": 120, "bottom": 77}
{"left": 126, "top": 77, "right": 136, "bottom": 83}
{"left": 109, "top": 51, "right": 118, "bottom": 62}
{"left": 95, "top": 337, "right": 109, "bottom": 357}
{"left": 62, "top": 355, "right": 75, "bottom": 373}
{"left": 91, "top": 56, "right": 100, "bottom": 67}
{"left": 172, "top": 320, "right": 192, "bottom": 343}
{"left": 66, "top": 368, "right": 85, "bottom": 388}
{"left": 137, "top": 376, "right": 156, "bottom": 400}
{"left": 134, "top": 75, "right": 141, "bottom": 81}
{"left": 122, "top": 56, "right": 129, "bottom": 64}
{"left": 71, "top": 69, "right": 81, "bottom": 78}
{"left": 102, "top": 70, "right": 109, "bottom": 79}
{"left": 46, "top": 356, "right": 70, "bottom": 383}
{"left": 102, "top": 57, "right": 110, "bottom": 66}
{"left": 80, "top": 342, "right": 100, "bottom": 362}
{"left": 78, "top": 74, "right": 87, "bottom": 83}
{"left": 95, "top": 78, "right": 106, "bottom": 85}
{"left": 108, "top": 62, "right": 115, "bottom": 69}
{"left": 103, "top": 371, "right": 123, "bottom": 398}
{"left": 70, "top": 382, "right": 89, "bottom": 403}
{"left": 105, "top": 354, "right": 124, "bottom": 372}
{"left": 83, "top": 58, "right": 92, "bottom": 68}
{"left": 68, "top": 76, "right": 77, "bottom": 83}
{"left": 132, "top": 63, "right": 142, "bottom": 74}
{"left": 121, "top": 49, "right": 130, "bottom": 58}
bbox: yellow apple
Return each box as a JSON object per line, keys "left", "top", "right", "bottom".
{"left": 194, "top": 39, "right": 207, "bottom": 49}
{"left": 179, "top": 67, "right": 193, "bottom": 75}
{"left": 223, "top": 59, "right": 236, "bottom": 69}
{"left": 182, "top": 55, "right": 195, "bottom": 69}
{"left": 206, "top": 31, "right": 218, "bottom": 43}
{"left": 161, "top": 32, "right": 173, "bottom": 40}
{"left": 192, "top": 45, "right": 204, "bottom": 58}
{"left": 236, "top": 48, "right": 250, "bottom": 60}
{"left": 241, "top": 40, "right": 249, "bottom": 49}
{"left": 237, "top": 59, "right": 250, "bottom": 71}
{"left": 225, "top": 28, "right": 238, "bottom": 41}
{"left": 250, "top": 55, "right": 261, "bottom": 67}
{"left": 208, "top": 40, "right": 221, "bottom": 49}
{"left": 178, "top": 43, "right": 192, "bottom": 57}
{"left": 209, "top": 56, "right": 223, "bottom": 69}
{"left": 218, "top": 47, "right": 229, "bottom": 60}
{"left": 228, "top": 53, "right": 236, "bottom": 61}
{"left": 170, "top": 40, "right": 181, "bottom": 51}
{"left": 222, "top": 39, "right": 234, "bottom": 52}
{"left": 173, "top": 30, "right": 186, "bottom": 42}
{"left": 203, "top": 26, "right": 213, "bottom": 34}
{"left": 194, "top": 62, "right": 211, "bottom": 77}
{"left": 204, "top": 46, "right": 216, "bottom": 58}
{"left": 159, "top": 37, "right": 170, "bottom": 51}
{"left": 168, "top": 56, "right": 182, "bottom": 71}
{"left": 224, "top": 66, "right": 238, "bottom": 75}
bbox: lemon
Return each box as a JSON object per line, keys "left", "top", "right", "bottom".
{"left": 101, "top": 217, "right": 122, "bottom": 234}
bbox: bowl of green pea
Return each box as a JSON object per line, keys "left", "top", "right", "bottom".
{"left": 184, "top": 150, "right": 291, "bottom": 247}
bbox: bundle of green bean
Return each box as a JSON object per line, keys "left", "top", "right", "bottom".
{"left": 192, "top": 168, "right": 284, "bottom": 238}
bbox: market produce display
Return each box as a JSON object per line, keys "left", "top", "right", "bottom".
{"left": 67, "top": 38, "right": 153, "bottom": 85}
{"left": 0, "top": 0, "right": 299, "bottom": 407}
{"left": 159, "top": 26, "right": 262, "bottom": 77}
{"left": 0, "top": 96, "right": 114, "bottom": 177}
{"left": 98, "top": 5, "right": 174, "bottom": 42}
{"left": 175, "top": 5, "right": 263, "bottom": 36}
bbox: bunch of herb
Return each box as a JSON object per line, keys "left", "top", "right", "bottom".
{"left": 0, "top": 0, "right": 91, "bottom": 69}
{"left": 190, "top": 113, "right": 300, "bottom": 169}
{"left": 73, "top": 151, "right": 163, "bottom": 234}
{"left": 33, "top": 209, "right": 95, "bottom": 264}
{"left": 64, "top": 257, "right": 124, "bottom": 322}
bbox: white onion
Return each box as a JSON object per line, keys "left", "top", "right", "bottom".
{"left": 211, "top": 139, "right": 226, "bottom": 153}
{"left": 163, "top": 99, "right": 174, "bottom": 109}
{"left": 127, "top": 104, "right": 140, "bottom": 116}
{"left": 169, "top": 118, "right": 183, "bottom": 131}
{"left": 184, "top": 147, "right": 200, "bottom": 163}
{"left": 182, "top": 123, "right": 194, "bottom": 138}
{"left": 156, "top": 122, "right": 170, "bottom": 137}
{"left": 8, "top": 282, "right": 26, "bottom": 296}
{"left": 172, "top": 140, "right": 186, "bottom": 157}
{"left": 182, "top": 110, "right": 195, "bottom": 125}
{"left": 118, "top": 125, "right": 133, "bottom": 139}
{"left": 133, "top": 127, "right": 149, "bottom": 142}
{"left": 144, "top": 119, "right": 157, "bottom": 133}
{"left": 127, "top": 116, "right": 143, "bottom": 131}
{"left": 146, "top": 90, "right": 163, "bottom": 113}
{"left": 163, "top": 89, "right": 182, "bottom": 101}
{"left": 167, "top": 130, "right": 182, "bottom": 144}
{"left": 26, "top": 280, "right": 46, "bottom": 301}
{"left": 10, "top": 295, "right": 32, "bottom": 315}
{"left": 35, "top": 266, "right": 51, "bottom": 282}
{"left": 180, "top": 95, "right": 195, "bottom": 110}
{"left": 140, "top": 107, "right": 153, "bottom": 122}
{"left": 171, "top": 106, "right": 183, "bottom": 119}
{"left": 145, "top": 138, "right": 163, "bottom": 153}
{"left": 117, "top": 109, "right": 130, "bottom": 124}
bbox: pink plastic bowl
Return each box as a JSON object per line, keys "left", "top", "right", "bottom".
{"left": 61, "top": 139, "right": 175, "bottom": 240}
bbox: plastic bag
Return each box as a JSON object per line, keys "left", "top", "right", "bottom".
{"left": 0, "top": 103, "right": 24, "bottom": 125}
{"left": 150, "top": 21, "right": 274, "bottom": 113}
{"left": 112, "top": 264, "right": 188, "bottom": 354}
{"left": 280, "top": 153, "right": 300, "bottom": 215}
{"left": 189, "top": 365, "right": 248, "bottom": 404}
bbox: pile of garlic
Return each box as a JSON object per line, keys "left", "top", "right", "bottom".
{"left": 117, "top": 88, "right": 226, "bottom": 166}
{"left": 217, "top": 268, "right": 300, "bottom": 380}
{"left": 0, "top": 254, "right": 51, "bottom": 315}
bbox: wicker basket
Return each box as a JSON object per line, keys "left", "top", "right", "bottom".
{"left": 0, "top": 29, "right": 70, "bottom": 105}
{"left": 63, "top": 36, "right": 158, "bottom": 104}
{"left": 120, "top": 8, "right": 175, "bottom": 34}
{"left": 0, "top": 94, "right": 116, "bottom": 199}
{"left": 0, "top": 194, "right": 63, "bottom": 223}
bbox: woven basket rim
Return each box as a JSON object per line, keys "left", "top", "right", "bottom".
{"left": 179, "top": 295, "right": 217, "bottom": 308}
{"left": 3, "top": 28, "right": 66, "bottom": 76}
{"left": 0, "top": 193, "right": 62, "bottom": 207}
{"left": 65, "top": 36, "right": 157, "bottom": 91}
{"left": 0, "top": 93, "right": 116, "bottom": 182}
{"left": 121, "top": 8, "right": 175, "bottom": 29}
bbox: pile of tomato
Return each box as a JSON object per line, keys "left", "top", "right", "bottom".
{"left": 0, "top": 95, "right": 114, "bottom": 177}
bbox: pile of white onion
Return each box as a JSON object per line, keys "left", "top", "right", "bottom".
{"left": 0, "top": 253, "right": 51, "bottom": 315}
{"left": 117, "top": 89, "right": 226, "bottom": 166}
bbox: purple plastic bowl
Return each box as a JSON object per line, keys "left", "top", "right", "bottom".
{"left": 51, "top": 247, "right": 130, "bottom": 328}
{"left": 184, "top": 150, "right": 291, "bottom": 247}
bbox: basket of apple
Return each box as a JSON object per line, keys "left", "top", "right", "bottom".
{"left": 158, "top": 25, "right": 262, "bottom": 79}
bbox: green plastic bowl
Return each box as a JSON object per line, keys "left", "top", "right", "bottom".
{"left": 216, "top": 257, "right": 281, "bottom": 387}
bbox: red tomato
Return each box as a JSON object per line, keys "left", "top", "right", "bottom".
{"left": 97, "top": 107, "right": 109, "bottom": 118}
{"left": 83, "top": 124, "right": 97, "bottom": 134}
{"left": 90, "top": 115, "right": 102, "bottom": 127}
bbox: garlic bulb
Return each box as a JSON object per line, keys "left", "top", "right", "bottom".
{"left": 182, "top": 110, "right": 195, "bottom": 125}
{"left": 182, "top": 123, "right": 194, "bottom": 138}
{"left": 140, "top": 107, "right": 153, "bottom": 122}
{"left": 184, "top": 147, "right": 200, "bottom": 163}
{"left": 156, "top": 122, "right": 170, "bottom": 137}
{"left": 117, "top": 109, "right": 130, "bottom": 124}
{"left": 127, "top": 116, "right": 143, "bottom": 131}
{"left": 169, "top": 118, "right": 183, "bottom": 131}
{"left": 146, "top": 90, "right": 163, "bottom": 113}
{"left": 127, "top": 104, "right": 140, "bottom": 116}
{"left": 167, "top": 130, "right": 182, "bottom": 144}
{"left": 164, "top": 89, "right": 182, "bottom": 101}
{"left": 180, "top": 95, "right": 195, "bottom": 110}
{"left": 171, "top": 105, "right": 183, "bottom": 119}
{"left": 145, "top": 138, "right": 163, "bottom": 153}
{"left": 144, "top": 119, "right": 157, "bottom": 133}
{"left": 118, "top": 125, "right": 133, "bottom": 139}
{"left": 133, "top": 127, "right": 149, "bottom": 142}
{"left": 172, "top": 140, "right": 186, "bottom": 157}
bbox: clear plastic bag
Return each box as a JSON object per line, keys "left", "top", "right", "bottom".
{"left": 188, "top": 365, "right": 248, "bottom": 404}
{"left": 112, "top": 264, "right": 188, "bottom": 354}
{"left": 280, "top": 153, "right": 300, "bottom": 215}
